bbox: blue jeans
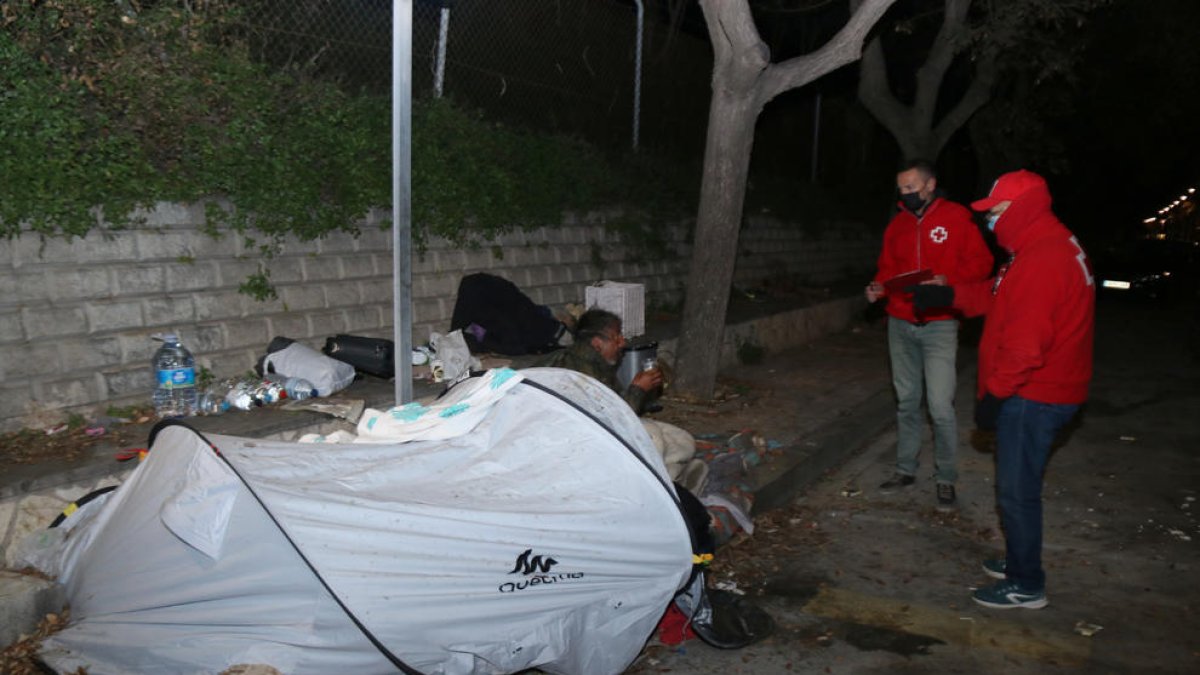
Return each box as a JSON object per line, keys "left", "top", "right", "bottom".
{"left": 995, "top": 396, "right": 1080, "bottom": 591}
{"left": 887, "top": 317, "right": 958, "bottom": 484}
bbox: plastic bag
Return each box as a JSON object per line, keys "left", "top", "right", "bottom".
{"left": 429, "top": 330, "right": 480, "bottom": 383}
{"left": 262, "top": 341, "right": 356, "bottom": 396}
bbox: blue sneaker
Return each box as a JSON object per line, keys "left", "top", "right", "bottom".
{"left": 982, "top": 558, "right": 1006, "bottom": 580}
{"left": 972, "top": 580, "right": 1047, "bottom": 609}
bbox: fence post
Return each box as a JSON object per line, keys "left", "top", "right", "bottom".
{"left": 633, "top": 0, "right": 644, "bottom": 150}
{"left": 434, "top": 4, "right": 451, "bottom": 98}
{"left": 394, "top": 0, "right": 414, "bottom": 404}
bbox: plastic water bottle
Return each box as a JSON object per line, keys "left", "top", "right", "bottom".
{"left": 151, "top": 333, "right": 197, "bottom": 418}
{"left": 264, "top": 373, "right": 317, "bottom": 401}
{"left": 225, "top": 381, "right": 258, "bottom": 411}
{"left": 196, "top": 389, "right": 230, "bottom": 415}
{"left": 283, "top": 377, "right": 317, "bottom": 400}
{"left": 255, "top": 379, "right": 286, "bottom": 405}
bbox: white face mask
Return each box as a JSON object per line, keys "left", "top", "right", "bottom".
{"left": 986, "top": 212, "right": 1001, "bottom": 231}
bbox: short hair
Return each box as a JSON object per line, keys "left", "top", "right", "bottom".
{"left": 900, "top": 158, "right": 937, "bottom": 181}
{"left": 575, "top": 309, "right": 621, "bottom": 342}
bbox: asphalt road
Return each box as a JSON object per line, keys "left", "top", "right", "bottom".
{"left": 633, "top": 295, "right": 1200, "bottom": 674}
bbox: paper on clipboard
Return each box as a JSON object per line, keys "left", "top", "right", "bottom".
{"left": 883, "top": 269, "right": 934, "bottom": 293}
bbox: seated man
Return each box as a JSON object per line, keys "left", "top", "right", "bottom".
{"left": 538, "top": 309, "right": 663, "bottom": 415}
{"left": 538, "top": 309, "right": 774, "bottom": 649}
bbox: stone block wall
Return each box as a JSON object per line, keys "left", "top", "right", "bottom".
{"left": 0, "top": 203, "right": 879, "bottom": 432}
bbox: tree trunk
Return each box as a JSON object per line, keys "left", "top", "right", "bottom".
{"left": 673, "top": 89, "right": 758, "bottom": 400}
{"left": 673, "top": 0, "right": 898, "bottom": 401}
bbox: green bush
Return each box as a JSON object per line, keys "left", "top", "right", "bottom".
{"left": 0, "top": 0, "right": 693, "bottom": 261}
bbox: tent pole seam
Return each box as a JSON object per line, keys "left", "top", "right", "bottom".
{"left": 516, "top": 379, "right": 703, "bottom": 582}
{"left": 168, "top": 424, "right": 425, "bottom": 675}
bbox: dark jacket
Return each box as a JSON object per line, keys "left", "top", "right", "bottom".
{"left": 537, "top": 342, "right": 648, "bottom": 414}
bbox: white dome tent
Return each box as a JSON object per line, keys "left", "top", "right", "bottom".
{"left": 39, "top": 368, "right": 698, "bottom": 674}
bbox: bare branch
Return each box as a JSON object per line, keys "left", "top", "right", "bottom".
{"left": 757, "top": 0, "right": 899, "bottom": 105}
{"left": 856, "top": 34, "right": 914, "bottom": 144}
{"left": 699, "top": 0, "right": 770, "bottom": 83}
{"left": 931, "top": 54, "right": 997, "bottom": 154}
{"left": 912, "top": 0, "right": 973, "bottom": 124}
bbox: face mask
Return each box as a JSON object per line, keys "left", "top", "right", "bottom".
{"left": 899, "top": 192, "right": 927, "bottom": 213}
{"left": 986, "top": 212, "right": 1001, "bottom": 231}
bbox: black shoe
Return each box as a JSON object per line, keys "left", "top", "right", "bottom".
{"left": 879, "top": 473, "right": 916, "bottom": 491}
{"left": 937, "top": 483, "right": 956, "bottom": 508}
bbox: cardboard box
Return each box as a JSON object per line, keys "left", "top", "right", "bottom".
{"left": 585, "top": 281, "right": 645, "bottom": 337}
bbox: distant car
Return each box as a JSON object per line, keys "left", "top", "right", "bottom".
{"left": 1095, "top": 239, "right": 1200, "bottom": 301}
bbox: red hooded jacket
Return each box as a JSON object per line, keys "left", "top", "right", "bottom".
{"left": 873, "top": 197, "right": 993, "bottom": 323}
{"left": 954, "top": 178, "right": 1095, "bottom": 404}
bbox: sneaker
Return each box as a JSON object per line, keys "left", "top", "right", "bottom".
{"left": 936, "top": 483, "right": 956, "bottom": 508}
{"left": 972, "top": 579, "right": 1047, "bottom": 609}
{"left": 982, "top": 558, "right": 1007, "bottom": 580}
{"left": 879, "top": 473, "right": 916, "bottom": 491}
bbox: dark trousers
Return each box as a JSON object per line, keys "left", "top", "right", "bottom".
{"left": 995, "top": 396, "right": 1080, "bottom": 591}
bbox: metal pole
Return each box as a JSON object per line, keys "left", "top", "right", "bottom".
{"left": 434, "top": 5, "right": 450, "bottom": 98}
{"left": 632, "top": 0, "right": 644, "bottom": 149}
{"left": 810, "top": 91, "right": 821, "bottom": 183}
{"left": 393, "top": 0, "right": 414, "bottom": 404}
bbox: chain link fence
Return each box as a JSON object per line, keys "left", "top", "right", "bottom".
{"left": 234, "top": 0, "right": 712, "bottom": 162}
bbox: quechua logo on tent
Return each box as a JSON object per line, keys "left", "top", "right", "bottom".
{"left": 499, "top": 548, "right": 583, "bottom": 593}
{"left": 509, "top": 548, "right": 558, "bottom": 575}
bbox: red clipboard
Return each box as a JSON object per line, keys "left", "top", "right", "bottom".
{"left": 883, "top": 269, "right": 933, "bottom": 293}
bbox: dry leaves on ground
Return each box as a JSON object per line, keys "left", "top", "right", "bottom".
{"left": 0, "top": 609, "right": 78, "bottom": 675}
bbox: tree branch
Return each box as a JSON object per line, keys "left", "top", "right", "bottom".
{"left": 931, "top": 53, "right": 997, "bottom": 155}
{"left": 758, "top": 0, "right": 899, "bottom": 106}
{"left": 856, "top": 33, "right": 912, "bottom": 137}
{"left": 699, "top": 0, "right": 770, "bottom": 87}
{"left": 912, "top": 0, "right": 973, "bottom": 124}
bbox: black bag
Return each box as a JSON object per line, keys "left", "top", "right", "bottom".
{"left": 323, "top": 334, "right": 395, "bottom": 378}
{"left": 450, "top": 273, "right": 564, "bottom": 355}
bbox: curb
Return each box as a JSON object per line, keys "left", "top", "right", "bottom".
{"left": 749, "top": 343, "right": 981, "bottom": 515}
{"left": 750, "top": 388, "right": 896, "bottom": 514}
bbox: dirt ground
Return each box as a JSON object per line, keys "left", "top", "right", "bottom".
{"left": 0, "top": 407, "right": 154, "bottom": 468}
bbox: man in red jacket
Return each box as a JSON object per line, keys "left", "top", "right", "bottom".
{"left": 865, "top": 159, "right": 993, "bottom": 508}
{"left": 911, "top": 169, "right": 1095, "bottom": 609}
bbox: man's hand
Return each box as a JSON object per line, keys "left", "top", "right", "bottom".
{"left": 974, "top": 392, "right": 1008, "bottom": 431}
{"left": 865, "top": 281, "right": 885, "bottom": 303}
{"left": 906, "top": 284, "right": 955, "bottom": 311}
{"left": 631, "top": 368, "right": 663, "bottom": 392}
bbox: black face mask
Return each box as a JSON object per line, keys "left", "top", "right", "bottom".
{"left": 899, "top": 192, "right": 927, "bottom": 213}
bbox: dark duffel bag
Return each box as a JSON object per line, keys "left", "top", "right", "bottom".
{"left": 323, "top": 334, "right": 395, "bottom": 378}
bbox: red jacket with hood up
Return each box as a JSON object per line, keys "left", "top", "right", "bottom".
{"left": 954, "top": 179, "right": 1095, "bottom": 404}
{"left": 873, "top": 197, "right": 993, "bottom": 323}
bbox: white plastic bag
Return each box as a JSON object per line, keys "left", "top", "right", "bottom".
{"left": 429, "top": 330, "right": 480, "bottom": 383}
{"left": 262, "top": 342, "right": 355, "bottom": 396}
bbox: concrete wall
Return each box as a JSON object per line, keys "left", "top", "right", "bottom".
{"left": 0, "top": 203, "right": 878, "bottom": 432}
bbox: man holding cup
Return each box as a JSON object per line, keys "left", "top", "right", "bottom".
{"left": 537, "top": 308, "right": 663, "bottom": 415}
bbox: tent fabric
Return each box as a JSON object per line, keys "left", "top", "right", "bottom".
{"left": 40, "top": 368, "right": 694, "bottom": 675}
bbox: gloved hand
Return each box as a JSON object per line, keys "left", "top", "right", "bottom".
{"left": 906, "top": 284, "right": 955, "bottom": 311}
{"left": 974, "top": 392, "right": 1008, "bottom": 431}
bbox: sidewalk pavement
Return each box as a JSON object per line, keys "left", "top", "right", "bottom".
{"left": 2, "top": 304, "right": 910, "bottom": 658}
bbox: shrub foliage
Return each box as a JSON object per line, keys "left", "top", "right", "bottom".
{"left": 0, "top": 0, "right": 693, "bottom": 256}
